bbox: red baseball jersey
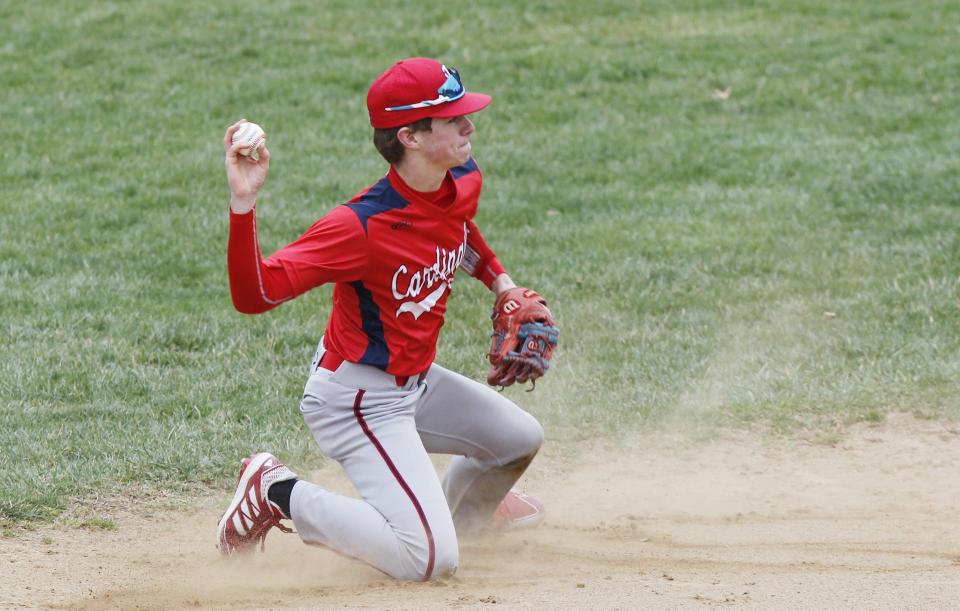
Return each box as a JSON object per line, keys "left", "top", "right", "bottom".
{"left": 228, "top": 159, "right": 506, "bottom": 376}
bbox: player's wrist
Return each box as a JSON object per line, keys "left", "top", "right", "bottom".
{"left": 491, "top": 274, "right": 516, "bottom": 296}
{"left": 230, "top": 194, "right": 257, "bottom": 214}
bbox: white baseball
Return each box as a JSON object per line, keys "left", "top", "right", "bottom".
{"left": 232, "top": 122, "right": 266, "bottom": 161}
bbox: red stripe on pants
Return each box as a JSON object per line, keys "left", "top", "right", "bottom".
{"left": 352, "top": 389, "right": 436, "bottom": 581}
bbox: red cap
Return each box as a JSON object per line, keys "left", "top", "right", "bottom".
{"left": 367, "top": 58, "right": 492, "bottom": 129}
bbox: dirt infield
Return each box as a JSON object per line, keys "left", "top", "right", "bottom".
{"left": 3, "top": 413, "right": 959, "bottom": 610}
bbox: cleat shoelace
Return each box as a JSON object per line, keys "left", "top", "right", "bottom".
{"left": 256, "top": 516, "right": 293, "bottom": 552}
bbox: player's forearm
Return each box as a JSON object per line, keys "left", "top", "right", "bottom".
{"left": 463, "top": 220, "right": 507, "bottom": 289}
{"left": 227, "top": 210, "right": 293, "bottom": 314}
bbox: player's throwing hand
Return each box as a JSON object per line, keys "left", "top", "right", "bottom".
{"left": 224, "top": 119, "right": 270, "bottom": 214}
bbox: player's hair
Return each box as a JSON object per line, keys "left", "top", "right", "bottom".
{"left": 373, "top": 118, "right": 433, "bottom": 165}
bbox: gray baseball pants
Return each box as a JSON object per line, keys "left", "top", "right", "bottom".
{"left": 288, "top": 341, "right": 544, "bottom": 581}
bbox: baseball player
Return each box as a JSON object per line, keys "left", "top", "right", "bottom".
{"left": 216, "top": 58, "right": 558, "bottom": 581}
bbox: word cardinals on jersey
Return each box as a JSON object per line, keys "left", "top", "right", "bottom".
{"left": 228, "top": 159, "right": 505, "bottom": 376}
{"left": 391, "top": 236, "right": 466, "bottom": 320}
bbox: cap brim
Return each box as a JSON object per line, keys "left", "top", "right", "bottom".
{"left": 370, "top": 92, "right": 492, "bottom": 128}
{"left": 428, "top": 92, "right": 492, "bottom": 119}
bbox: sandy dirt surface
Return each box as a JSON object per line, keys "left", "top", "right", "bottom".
{"left": 2, "top": 412, "right": 959, "bottom": 610}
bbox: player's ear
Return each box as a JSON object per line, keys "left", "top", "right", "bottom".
{"left": 396, "top": 126, "right": 421, "bottom": 150}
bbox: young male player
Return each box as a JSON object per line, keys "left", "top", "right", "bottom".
{"left": 216, "top": 58, "right": 554, "bottom": 581}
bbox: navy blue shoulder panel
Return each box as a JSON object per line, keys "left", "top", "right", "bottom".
{"left": 450, "top": 158, "right": 479, "bottom": 179}
{"left": 345, "top": 176, "right": 410, "bottom": 235}
{"left": 351, "top": 281, "right": 390, "bottom": 370}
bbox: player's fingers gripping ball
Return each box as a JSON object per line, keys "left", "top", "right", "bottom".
{"left": 487, "top": 287, "right": 559, "bottom": 389}
{"left": 232, "top": 121, "right": 266, "bottom": 161}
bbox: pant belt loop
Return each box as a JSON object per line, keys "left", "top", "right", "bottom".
{"left": 394, "top": 371, "right": 426, "bottom": 387}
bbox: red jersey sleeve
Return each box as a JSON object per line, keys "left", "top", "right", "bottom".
{"left": 461, "top": 220, "right": 507, "bottom": 289}
{"left": 228, "top": 206, "right": 367, "bottom": 314}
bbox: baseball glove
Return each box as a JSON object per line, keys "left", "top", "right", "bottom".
{"left": 487, "top": 287, "right": 559, "bottom": 389}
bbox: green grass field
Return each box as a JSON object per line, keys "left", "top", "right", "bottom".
{"left": 2, "top": 0, "right": 958, "bottom": 523}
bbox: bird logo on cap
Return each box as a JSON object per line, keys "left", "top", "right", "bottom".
{"left": 385, "top": 65, "right": 465, "bottom": 112}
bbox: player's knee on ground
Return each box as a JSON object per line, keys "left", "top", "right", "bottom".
{"left": 394, "top": 528, "right": 459, "bottom": 581}
{"left": 430, "top": 536, "right": 459, "bottom": 580}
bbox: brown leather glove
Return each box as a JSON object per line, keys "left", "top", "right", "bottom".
{"left": 487, "top": 287, "right": 559, "bottom": 388}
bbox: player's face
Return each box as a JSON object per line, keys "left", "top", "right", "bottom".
{"left": 419, "top": 116, "right": 476, "bottom": 169}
